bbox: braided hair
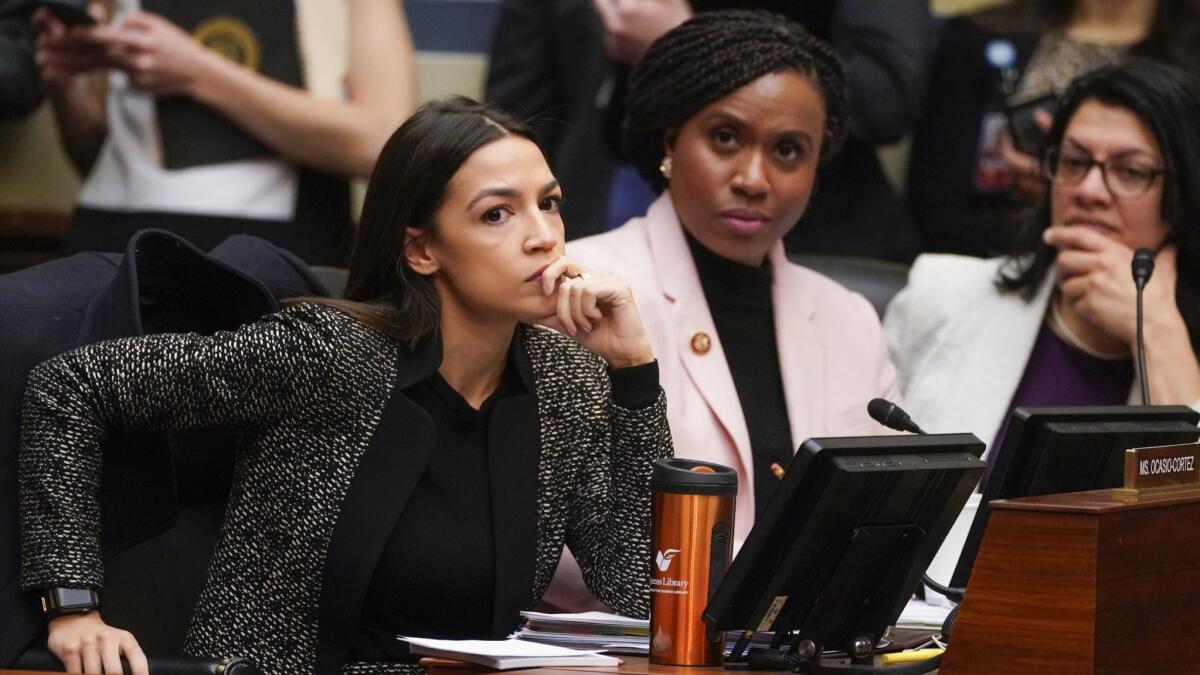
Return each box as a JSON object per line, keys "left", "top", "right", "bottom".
{"left": 623, "top": 10, "right": 849, "bottom": 194}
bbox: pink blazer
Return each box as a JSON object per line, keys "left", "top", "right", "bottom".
{"left": 570, "top": 195, "right": 901, "bottom": 541}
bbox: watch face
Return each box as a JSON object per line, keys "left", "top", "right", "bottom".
{"left": 58, "top": 588, "right": 96, "bottom": 609}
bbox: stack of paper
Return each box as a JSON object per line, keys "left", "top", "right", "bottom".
{"left": 515, "top": 611, "right": 650, "bottom": 654}
{"left": 896, "top": 598, "right": 952, "bottom": 630}
{"left": 514, "top": 611, "right": 781, "bottom": 655}
{"left": 401, "top": 636, "right": 622, "bottom": 670}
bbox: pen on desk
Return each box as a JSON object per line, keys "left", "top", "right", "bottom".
{"left": 770, "top": 462, "right": 785, "bottom": 479}
{"left": 880, "top": 648, "right": 944, "bottom": 665}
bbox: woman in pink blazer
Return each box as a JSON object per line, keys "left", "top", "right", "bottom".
{"left": 554, "top": 11, "right": 900, "bottom": 610}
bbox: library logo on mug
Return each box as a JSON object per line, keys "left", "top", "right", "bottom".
{"left": 655, "top": 548, "right": 682, "bottom": 572}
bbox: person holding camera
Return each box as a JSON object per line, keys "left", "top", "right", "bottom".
{"left": 0, "top": 0, "right": 42, "bottom": 118}
{"left": 32, "top": 0, "right": 415, "bottom": 264}
{"left": 908, "top": 0, "right": 1200, "bottom": 258}
{"left": 888, "top": 60, "right": 1200, "bottom": 470}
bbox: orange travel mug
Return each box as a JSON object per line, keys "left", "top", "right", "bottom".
{"left": 648, "top": 458, "right": 737, "bottom": 666}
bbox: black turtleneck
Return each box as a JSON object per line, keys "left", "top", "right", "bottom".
{"left": 685, "top": 232, "right": 793, "bottom": 516}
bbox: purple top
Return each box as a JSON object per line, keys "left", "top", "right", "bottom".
{"left": 986, "top": 321, "right": 1133, "bottom": 480}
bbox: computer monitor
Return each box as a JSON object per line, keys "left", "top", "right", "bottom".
{"left": 703, "top": 434, "right": 985, "bottom": 661}
{"left": 949, "top": 405, "right": 1200, "bottom": 589}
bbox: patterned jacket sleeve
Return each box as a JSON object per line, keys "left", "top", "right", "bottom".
{"left": 19, "top": 303, "right": 348, "bottom": 590}
{"left": 567, "top": 357, "right": 673, "bottom": 619}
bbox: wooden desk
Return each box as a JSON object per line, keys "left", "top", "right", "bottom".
{"left": 527, "top": 657, "right": 786, "bottom": 675}
{"left": 0, "top": 650, "right": 870, "bottom": 675}
{"left": 0, "top": 208, "right": 68, "bottom": 272}
{"left": 2, "top": 653, "right": 938, "bottom": 675}
{"left": 422, "top": 654, "right": 935, "bottom": 675}
{"left": 0, "top": 656, "right": 787, "bottom": 675}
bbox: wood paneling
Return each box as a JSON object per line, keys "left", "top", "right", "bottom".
{"left": 941, "top": 488, "right": 1200, "bottom": 674}
{"left": 0, "top": 209, "right": 68, "bottom": 273}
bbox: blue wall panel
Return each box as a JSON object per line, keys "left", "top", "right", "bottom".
{"left": 407, "top": 0, "right": 503, "bottom": 54}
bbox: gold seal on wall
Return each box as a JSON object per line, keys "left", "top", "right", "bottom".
{"left": 193, "top": 16, "right": 261, "bottom": 72}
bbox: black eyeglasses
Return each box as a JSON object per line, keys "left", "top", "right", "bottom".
{"left": 1043, "top": 146, "right": 1166, "bottom": 199}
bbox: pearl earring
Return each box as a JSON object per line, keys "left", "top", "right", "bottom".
{"left": 659, "top": 157, "right": 673, "bottom": 180}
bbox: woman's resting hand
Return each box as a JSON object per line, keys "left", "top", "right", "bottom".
{"left": 47, "top": 613, "right": 148, "bottom": 675}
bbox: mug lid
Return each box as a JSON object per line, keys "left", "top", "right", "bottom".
{"left": 651, "top": 458, "right": 737, "bottom": 493}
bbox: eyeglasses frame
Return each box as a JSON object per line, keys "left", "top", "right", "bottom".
{"left": 1042, "top": 145, "right": 1168, "bottom": 200}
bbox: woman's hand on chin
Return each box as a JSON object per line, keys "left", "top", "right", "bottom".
{"left": 536, "top": 257, "right": 655, "bottom": 369}
{"left": 1048, "top": 225, "right": 1184, "bottom": 346}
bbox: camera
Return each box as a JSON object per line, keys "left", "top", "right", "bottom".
{"left": 1006, "top": 93, "right": 1057, "bottom": 155}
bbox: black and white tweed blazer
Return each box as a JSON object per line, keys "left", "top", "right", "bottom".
{"left": 19, "top": 303, "right": 672, "bottom": 675}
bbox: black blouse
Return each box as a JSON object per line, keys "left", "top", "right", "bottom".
{"left": 349, "top": 331, "right": 660, "bottom": 662}
{"left": 686, "top": 233, "right": 793, "bottom": 515}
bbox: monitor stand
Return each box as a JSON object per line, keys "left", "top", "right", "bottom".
{"left": 730, "top": 524, "right": 926, "bottom": 669}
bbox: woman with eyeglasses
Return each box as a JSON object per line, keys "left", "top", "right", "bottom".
{"left": 908, "top": 0, "right": 1200, "bottom": 258}
{"left": 884, "top": 58, "right": 1200, "bottom": 468}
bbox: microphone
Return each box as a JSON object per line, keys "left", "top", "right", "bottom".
{"left": 1133, "top": 248, "right": 1155, "bottom": 288}
{"left": 867, "top": 398, "right": 927, "bottom": 435}
{"left": 1132, "top": 248, "right": 1155, "bottom": 405}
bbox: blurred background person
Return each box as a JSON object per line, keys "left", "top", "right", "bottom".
{"left": 559, "top": 11, "right": 900, "bottom": 610}
{"left": 0, "top": 0, "right": 41, "bottom": 119}
{"left": 486, "top": 0, "right": 935, "bottom": 262}
{"left": 888, "top": 59, "right": 1200, "bottom": 472}
{"left": 908, "top": 0, "right": 1200, "bottom": 258}
{"left": 33, "top": 0, "right": 415, "bottom": 264}
{"left": 485, "top": 0, "right": 689, "bottom": 240}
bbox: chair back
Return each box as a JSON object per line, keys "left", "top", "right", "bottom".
{"left": 788, "top": 254, "right": 909, "bottom": 318}
{"left": 310, "top": 265, "right": 349, "bottom": 299}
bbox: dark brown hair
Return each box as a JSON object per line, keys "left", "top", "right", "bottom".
{"left": 304, "top": 97, "right": 538, "bottom": 349}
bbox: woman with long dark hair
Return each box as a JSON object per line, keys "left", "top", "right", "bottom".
{"left": 18, "top": 97, "right": 671, "bottom": 675}
{"left": 887, "top": 59, "right": 1200, "bottom": 465}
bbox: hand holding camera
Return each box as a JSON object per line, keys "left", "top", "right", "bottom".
{"left": 1001, "top": 94, "right": 1057, "bottom": 205}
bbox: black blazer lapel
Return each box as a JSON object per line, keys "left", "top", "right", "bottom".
{"left": 315, "top": 343, "right": 439, "bottom": 675}
{"left": 487, "top": 333, "right": 541, "bottom": 636}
